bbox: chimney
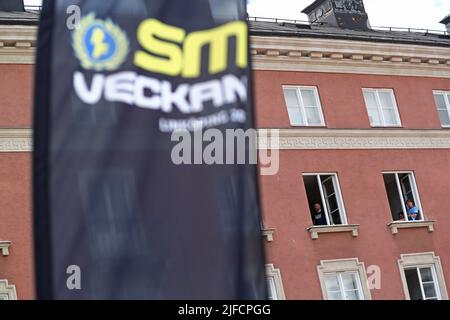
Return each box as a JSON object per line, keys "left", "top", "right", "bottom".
{"left": 0, "top": 0, "right": 25, "bottom": 12}
{"left": 302, "top": 0, "right": 370, "bottom": 30}
{"left": 440, "top": 15, "right": 450, "bottom": 33}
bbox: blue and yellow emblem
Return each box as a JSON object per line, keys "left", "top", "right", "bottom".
{"left": 73, "top": 13, "right": 129, "bottom": 71}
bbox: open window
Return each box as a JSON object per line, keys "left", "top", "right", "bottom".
{"left": 398, "top": 252, "right": 448, "bottom": 300}
{"left": 404, "top": 267, "right": 441, "bottom": 300}
{"left": 303, "top": 174, "right": 347, "bottom": 226}
{"left": 383, "top": 172, "right": 423, "bottom": 222}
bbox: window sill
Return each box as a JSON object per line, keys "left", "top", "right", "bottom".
{"left": 262, "top": 229, "right": 275, "bottom": 242}
{"left": 289, "top": 125, "right": 327, "bottom": 128}
{"left": 388, "top": 220, "right": 435, "bottom": 235}
{"left": 0, "top": 241, "right": 11, "bottom": 256}
{"left": 306, "top": 225, "right": 360, "bottom": 240}
{"left": 370, "top": 126, "right": 403, "bottom": 129}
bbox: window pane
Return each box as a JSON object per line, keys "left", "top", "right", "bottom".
{"left": 287, "top": 108, "right": 304, "bottom": 126}
{"left": 303, "top": 175, "right": 328, "bottom": 226}
{"left": 438, "top": 110, "right": 450, "bottom": 126}
{"left": 400, "top": 174, "right": 413, "bottom": 200}
{"left": 327, "top": 195, "right": 339, "bottom": 213}
{"left": 342, "top": 273, "right": 358, "bottom": 290}
{"left": 300, "top": 89, "right": 317, "bottom": 107}
{"left": 405, "top": 269, "right": 423, "bottom": 300}
{"left": 382, "top": 108, "right": 399, "bottom": 126}
{"left": 423, "top": 283, "right": 438, "bottom": 299}
{"left": 367, "top": 107, "right": 382, "bottom": 126}
{"left": 321, "top": 177, "right": 334, "bottom": 195}
{"left": 305, "top": 107, "right": 322, "bottom": 125}
{"left": 267, "top": 278, "right": 277, "bottom": 300}
{"left": 330, "top": 211, "right": 342, "bottom": 225}
{"left": 363, "top": 91, "right": 377, "bottom": 108}
{"left": 283, "top": 88, "right": 300, "bottom": 107}
{"left": 327, "top": 291, "right": 344, "bottom": 300}
{"left": 379, "top": 91, "right": 395, "bottom": 109}
{"left": 383, "top": 174, "right": 405, "bottom": 221}
{"left": 420, "top": 268, "right": 433, "bottom": 283}
{"left": 324, "top": 275, "right": 340, "bottom": 292}
{"left": 344, "top": 290, "right": 362, "bottom": 300}
{"left": 434, "top": 93, "right": 447, "bottom": 110}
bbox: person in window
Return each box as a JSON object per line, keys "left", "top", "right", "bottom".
{"left": 312, "top": 203, "right": 327, "bottom": 226}
{"left": 395, "top": 212, "right": 405, "bottom": 221}
{"left": 406, "top": 199, "right": 420, "bottom": 221}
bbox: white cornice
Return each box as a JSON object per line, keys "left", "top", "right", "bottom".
{"left": 258, "top": 128, "right": 450, "bottom": 150}
{"left": 2, "top": 128, "right": 450, "bottom": 152}
{"left": 0, "top": 25, "right": 36, "bottom": 64}
{"left": 1, "top": 26, "right": 450, "bottom": 78}
{"left": 0, "top": 128, "right": 32, "bottom": 152}
{"left": 251, "top": 36, "right": 450, "bottom": 78}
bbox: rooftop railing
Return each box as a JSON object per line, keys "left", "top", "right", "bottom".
{"left": 248, "top": 16, "right": 449, "bottom": 37}
{"left": 24, "top": 5, "right": 42, "bottom": 11}
{"left": 17, "top": 10, "right": 449, "bottom": 37}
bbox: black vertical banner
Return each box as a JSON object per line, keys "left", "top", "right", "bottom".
{"left": 33, "top": 0, "right": 267, "bottom": 299}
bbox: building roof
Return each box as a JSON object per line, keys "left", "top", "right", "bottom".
{"left": 301, "top": 0, "right": 327, "bottom": 14}
{"left": 249, "top": 18, "right": 450, "bottom": 48}
{"left": 0, "top": 10, "right": 39, "bottom": 25}
{"left": 440, "top": 15, "right": 450, "bottom": 25}
{"left": 0, "top": 10, "right": 448, "bottom": 48}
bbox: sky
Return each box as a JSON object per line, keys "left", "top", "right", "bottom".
{"left": 24, "top": 0, "right": 450, "bottom": 31}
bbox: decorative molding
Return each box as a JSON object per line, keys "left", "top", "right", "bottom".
{"left": 266, "top": 264, "right": 286, "bottom": 300}
{"left": 0, "top": 128, "right": 32, "bottom": 153}
{"left": 0, "top": 280, "right": 17, "bottom": 300}
{"left": 398, "top": 252, "right": 448, "bottom": 300}
{"left": 317, "top": 258, "right": 372, "bottom": 300}
{"left": 3, "top": 128, "right": 450, "bottom": 153}
{"left": 258, "top": 129, "right": 450, "bottom": 150}
{"left": 2, "top": 26, "right": 449, "bottom": 75}
{"left": 251, "top": 36, "right": 450, "bottom": 78}
{"left": 262, "top": 228, "right": 275, "bottom": 242}
{"left": 0, "top": 26, "right": 37, "bottom": 64}
{"left": 388, "top": 220, "right": 435, "bottom": 235}
{"left": 0, "top": 241, "right": 11, "bottom": 256}
{"left": 307, "top": 224, "right": 360, "bottom": 240}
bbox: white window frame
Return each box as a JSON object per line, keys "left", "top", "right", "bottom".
{"left": 0, "top": 280, "right": 17, "bottom": 300}
{"left": 398, "top": 252, "right": 448, "bottom": 300}
{"left": 432, "top": 90, "right": 450, "bottom": 128}
{"left": 266, "top": 264, "right": 286, "bottom": 300}
{"left": 303, "top": 173, "right": 348, "bottom": 226}
{"left": 362, "top": 88, "right": 402, "bottom": 127}
{"left": 403, "top": 266, "right": 441, "bottom": 300}
{"left": 383, "top": 171, "right": 424, "bottom": 222}
{"left": 317, "top": 258, "right": 372, "bottom": 300}
{"left": 282, "top": 86, "right": 326, "bottom": 127}
{"left": 323, "top": 271, "right": 364, "bottom": 300}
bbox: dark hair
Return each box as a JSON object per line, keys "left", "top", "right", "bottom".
{"left": 406, "top": 199, "right": 415, "bottom": 205}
